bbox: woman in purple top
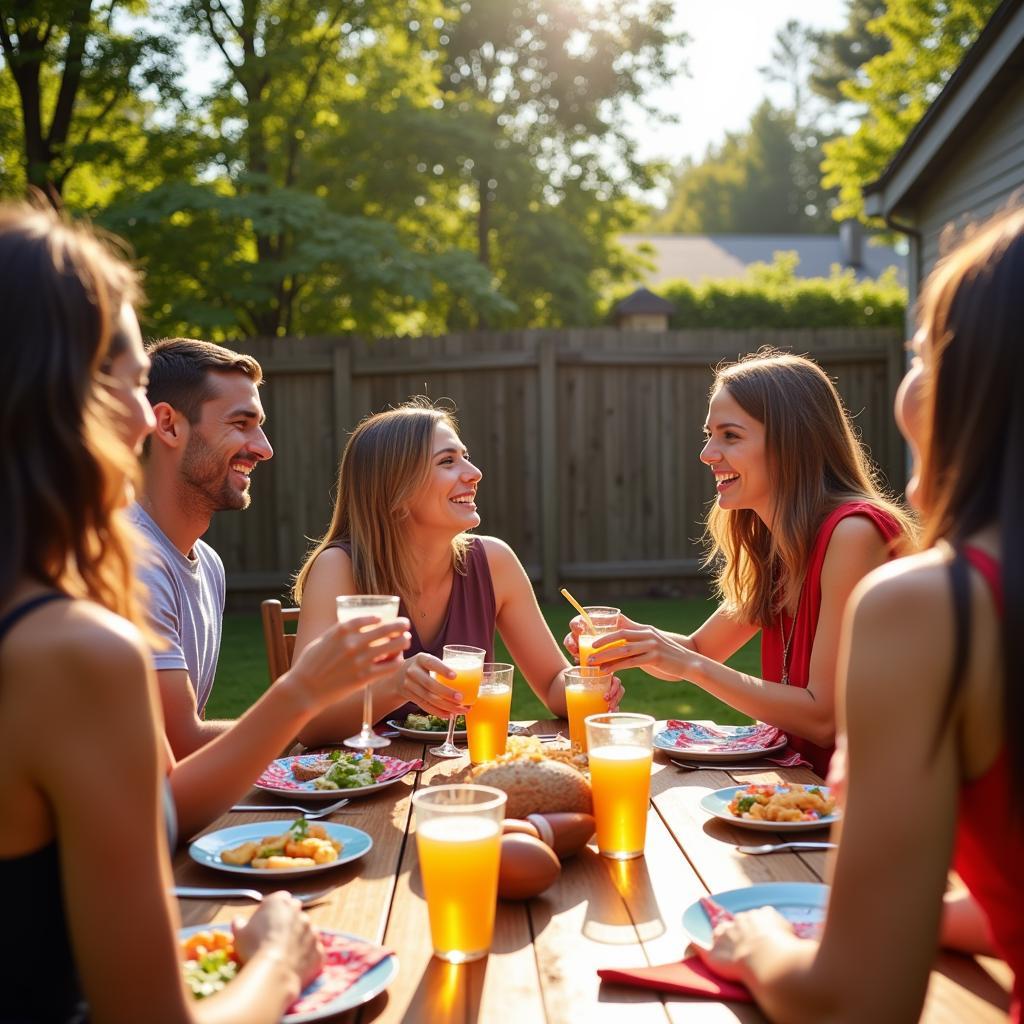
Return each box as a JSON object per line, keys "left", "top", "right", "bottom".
{"left": 293, "top": 398, "right": 623, "bottom": 746}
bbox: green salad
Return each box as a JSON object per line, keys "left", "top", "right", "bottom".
{"left": 182, "top": 947, "right": 239, "bottom": 999}
{"left": 403, "top": 713, "right": 467, "bottom": 732}
{"left": 313, "top": 750, "right": 388, "bottom": 789}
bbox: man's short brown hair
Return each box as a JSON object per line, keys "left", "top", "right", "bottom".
{"left": 145, "top": 338, "right": 263, "bottom": 424}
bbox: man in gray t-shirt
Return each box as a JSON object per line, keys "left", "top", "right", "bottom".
{"left": 137, "top": 338, "right": 272, "bottom": 758}
{"left": 130, "top": 502, "right": 225, "bottom": 716}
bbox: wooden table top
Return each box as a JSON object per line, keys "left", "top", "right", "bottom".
{"left": 173, "top": 721, "right": 1013, "bottom": 1023}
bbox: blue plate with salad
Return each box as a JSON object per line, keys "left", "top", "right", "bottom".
{"left": 700, "top": 782, "right": 840, "bottom": 832}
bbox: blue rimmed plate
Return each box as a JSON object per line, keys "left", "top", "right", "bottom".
{"left": 683, "top": 882, "right": 829, "bottom": 946}
{"left": 189, "top": 820, "right": 372, "bottom": 877}
{"left": 700, "top": 784, "right": 840, "bottom": 832}
{"left": 180, "top": 923, "right": 397, "bottom": 1022}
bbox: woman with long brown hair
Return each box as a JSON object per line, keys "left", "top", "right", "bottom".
{"left": 571, "top": 350, "right": 914, "bottom": 773}
{"left": 698, "top": 207, "right": 1024, "bottom": 1023}
{"left": 0, "top": 202, "right": 324, "bottom": 1023}
{"left": 292, "top": 398, "right": 623, "bottom": 747}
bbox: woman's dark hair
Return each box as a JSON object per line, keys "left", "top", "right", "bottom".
{"left": 0, "top": 200, "right": 146, "bottom": 626}
{"left": 916, "top": 205, "right": 1024, "bottom": 793}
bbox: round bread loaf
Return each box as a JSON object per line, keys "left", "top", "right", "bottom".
{"left": 469, "top": 758, "right": 592, "bottom": 818}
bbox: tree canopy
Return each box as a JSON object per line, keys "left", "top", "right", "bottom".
{"left": 0, "top": 0, "right": 683, "bottom": 337}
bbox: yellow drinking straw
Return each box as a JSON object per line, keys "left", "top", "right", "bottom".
{"left": 559, "top": 587, "right": 595, "bottom": 633}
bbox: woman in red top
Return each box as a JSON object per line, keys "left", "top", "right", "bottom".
{"left": 700, "top": 209, "right": 1024, "bottom": 1020}
{"left": 574, "top": 350, "right": 913, "bottom": 773}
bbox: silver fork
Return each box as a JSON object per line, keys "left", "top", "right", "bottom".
{"left": 228, "top": 797, "right": 351, "bottom": 818}
{"left": 737, "top": 841, "right": 836, "bottom": 855}
{"left": 175, "top": 885, "right": 333, "bottom": 907}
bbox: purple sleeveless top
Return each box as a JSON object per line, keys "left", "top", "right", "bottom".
{"left": 326, "top": 535, "right": 497, "bottom": 658}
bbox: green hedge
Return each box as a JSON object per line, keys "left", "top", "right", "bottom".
{"left": 608, "top": 251, "right": 907, "bottom": 329}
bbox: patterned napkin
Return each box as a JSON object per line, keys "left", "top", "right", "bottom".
{"left": 255, "top": 752, "right": 423, "bottom": 793}
{"left": 665, "top": 721, "right": 784, "bottom": 753}
{"left": 289, "top": 932, "right": 392, "bottom": 1014}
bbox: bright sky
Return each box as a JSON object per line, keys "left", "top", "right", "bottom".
{"left": 635, "top": 0, "right": 849, "bottom": 169}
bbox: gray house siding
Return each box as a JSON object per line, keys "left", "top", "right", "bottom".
{"left": 916, "top": 76, "right": 1024, "bottom": 273}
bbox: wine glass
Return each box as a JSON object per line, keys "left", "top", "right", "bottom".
{"left": 430, "top": 644, "right": 485, "bottom": 759}
{"left": 336, "top": 594, "right": 401, "bottom": 751}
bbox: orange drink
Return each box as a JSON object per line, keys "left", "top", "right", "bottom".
{"left": 431, "top": 644, "right": 486, "bottom": 759}
{"left": 412, "top": 785, "right": 507, "bottom": 962}
{"left": 446, "top": 658, "right": 483, "bottom": 706}
{"left": 579, "top": 634, "right": 627, "bottom": 666}
{"left": 585, "top": 713, "right": 655, "bottom": 860}
{"left": 564, "top": 666, "right": 610, "bottom": 752}
{"left": 466, "top": 663, "right": 513, "bottom": 763}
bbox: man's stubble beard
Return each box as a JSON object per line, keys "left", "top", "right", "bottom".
{"left": 180, "top": 431, "right": 251, "bottom": 514}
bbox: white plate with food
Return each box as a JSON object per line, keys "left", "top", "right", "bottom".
{"left": 653, "top": 720, "right": 788, "bottom": 763}
{"left": 700, "top": 783, "right": 840, "bottom": 832}
{"left": 254, "top": 750, "right": 422, "bottom": 801}
{"left": 189, "top": 819, "right": 373, "bottom": 877}
{"left": 180, "top": 923, "right": 398, "bottom": 1021}
{"left": 385, "top": 714, "right": 467, "bottom": 740}
{"left": 682, "top": 882, "right": 829, "bottom": 946}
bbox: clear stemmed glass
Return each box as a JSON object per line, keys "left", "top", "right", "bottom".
{"left": 336, "top": 595, "right": 401, "bottom": 751}
{"left": 430, "top": 644, "right": 485, "bottom": 759}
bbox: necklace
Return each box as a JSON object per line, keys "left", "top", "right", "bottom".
{"left": 779, "top": 595, "right": 801, "bottom": 686}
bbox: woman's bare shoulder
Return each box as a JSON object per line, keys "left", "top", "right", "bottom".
{"left": 850, "top": 547, "right": 953, "bottom": 625}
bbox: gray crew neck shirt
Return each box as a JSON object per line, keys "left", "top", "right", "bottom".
{"left": 129, "top": 502, "right": 225, "bottom": 715}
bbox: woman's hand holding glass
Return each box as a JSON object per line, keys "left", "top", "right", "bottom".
{"left": 565, "top": 614, "right": 695, "bottom": 679}
{"left": 397, "top": 652, "right": 467, "bottom": 719}
{"left": 285, "top": 615, "right": 411, "bottom": 711}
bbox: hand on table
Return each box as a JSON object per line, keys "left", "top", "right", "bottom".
{"left": 233, "top": 891, "right": 324, "bottom": 988}
{"left": 695, "top": 905, "right": 800, "bottom": 982}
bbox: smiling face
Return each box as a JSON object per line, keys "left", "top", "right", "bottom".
{"left": 180, "top": 370, "right": 273, "bottom": 512}
{"left": 105, "top": 304, "right": 156, "bottom": 455}
{"left": 700, "top": 384, "right": 772, "bottom": 523}
{"left": 405, "top": 420, "right": 482, "bottom": 534}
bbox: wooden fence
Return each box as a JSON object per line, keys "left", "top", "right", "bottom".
{"left": 204, "top": 328, "right": 906, "bottom": 609}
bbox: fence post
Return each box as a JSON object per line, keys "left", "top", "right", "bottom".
{"left": 538, "top": 335, "right": 559, "bottom": 602}
{"left": 333, "top": 340, "right": 353, "bottom": 455}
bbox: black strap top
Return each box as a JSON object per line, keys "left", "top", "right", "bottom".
{"left": 0, "top": 592, "right": 88, "bottom": 1024}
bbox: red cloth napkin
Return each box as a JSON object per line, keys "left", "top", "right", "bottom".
{"left": 598, "top": 896, "right": 752, "bottom": 1002}
{"left": 597, "top": 957, "right": 752, "bottom": 1002}
{"left": 288, "top": 932, "right": 393, "bottom": 1014}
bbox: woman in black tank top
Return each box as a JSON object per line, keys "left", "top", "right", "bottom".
{"left": 0, "top": 203, "right": 320, "bottom": 1023}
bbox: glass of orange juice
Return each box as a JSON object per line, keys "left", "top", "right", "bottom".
{"left": 564, "top": 666, "right": 610, "bottom": 752}
{"left": 466, "top": 663, "right": 513, "bottom": 763}
{"left": 413, "top": 784, "right": 507, "bottom": 963}
{"left": 430, "top": 644, "right": 485, "bottom": 759}
{"left": 578, "top": 605, "right": 625, "bottom": 666}
{"left": 585, "top": 713, "right": 655, "bottom": 860}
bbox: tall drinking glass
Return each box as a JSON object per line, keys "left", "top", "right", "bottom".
{"left": 466, "top": 663, "right": 513, "bottom": 763}
{"left": 585, "top": 713, "right": 655, "bottom": 860}
{"left": 578, "top": 605, "right": 625, "bottom": 666}
{"left": 413, "top": 784, "right": 507, "bottom": 963}
{"left": 336, "top": 594, "right": 401, "bottom": 751}
{"left": 430, "top": 644, "right": 485, "bottom": 758}
{"left": 564, "top": 666, "right": 610, "bottom": 753}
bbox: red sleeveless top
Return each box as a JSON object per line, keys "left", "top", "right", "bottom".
{"left": 760, "top": 501, "right": 904, "bottom": 776}
{"left": 952, "top": 547, "right": 1022, "bottom": 1021}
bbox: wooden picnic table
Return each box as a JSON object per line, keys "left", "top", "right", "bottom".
{"left": 173, "top": 720, "right": 1013, "bottom": 1023}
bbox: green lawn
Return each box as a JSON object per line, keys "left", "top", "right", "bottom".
{"left": 209, "top": 597, "right": 758, "bottom": 725}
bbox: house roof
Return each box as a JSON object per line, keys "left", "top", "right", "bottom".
{"left": 619, "top": 233, "right": 906, "bottom": 286}
{"left": 863, "top": 0, "right": 1024, "bottom": 219}
{"left": 613, "top": 287, "right": 676, "bottom": 316}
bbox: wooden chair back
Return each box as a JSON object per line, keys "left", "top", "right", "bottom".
{"left": 260, "top": 598, "right": 300, "bottom": 684}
